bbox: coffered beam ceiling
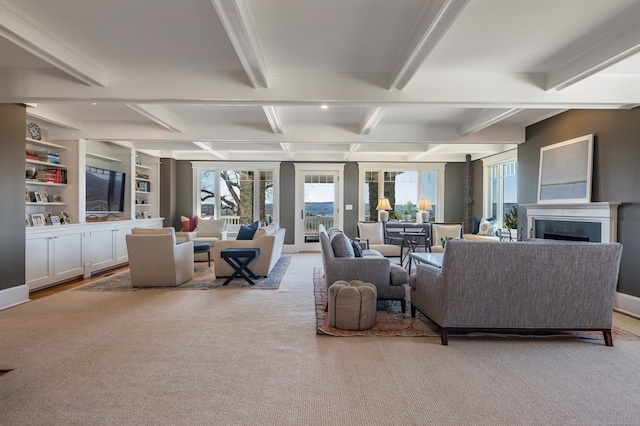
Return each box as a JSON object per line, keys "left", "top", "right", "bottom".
{"left": 1, "top": 0, "right": 639, "bottom": 162}
{"left": 0, "top": 1, "right": 106, "bottom": 86}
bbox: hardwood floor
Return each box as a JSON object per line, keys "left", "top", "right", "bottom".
{"left": 29, "top": 265, "right": 129, "bottom": 300}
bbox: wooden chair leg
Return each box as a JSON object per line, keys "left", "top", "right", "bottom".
{"left": 440, "top": 328, "right": 449, "bottom": 345}
{"left": 410, "top": 305, "right": 416, "bottom": 317}
{"left": 603, "top": 330, "right": 613, "bottom": 346}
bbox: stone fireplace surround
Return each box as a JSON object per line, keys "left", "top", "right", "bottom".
{"left": 521, "top": 202, "right": 620, "bottom": 243}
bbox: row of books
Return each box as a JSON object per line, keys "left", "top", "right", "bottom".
{"left": 30, "top": 169, "right": 67, "bottom": 184}
{"left": 26, "top": 150, "right": 61, "bottom": 164}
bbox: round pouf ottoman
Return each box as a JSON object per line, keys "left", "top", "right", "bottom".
{"left": 328, "top": 280, "right": 377, "bottom": 330}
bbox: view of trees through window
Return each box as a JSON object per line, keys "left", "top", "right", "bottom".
{"left": 200, "top": 169, "right": 274, "bottom": 225}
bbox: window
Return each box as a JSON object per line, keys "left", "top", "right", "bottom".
{"left": 193, "top": 162, "right": 280, "bottom": 228}
{"left": 359, "top": 163, "right": 444, "bottom": 221}
{"left": 482, "top": 151, "right": 517, "bottom": 228}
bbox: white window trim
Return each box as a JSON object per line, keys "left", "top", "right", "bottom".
{"left": 191, "top": 161, "right": 281, "bottom": 224}
{"left": 357, "top": 162, "right": 445, "bottom": 221}
{"left": 481, "top": 150, "right": 517, "bottom": 224}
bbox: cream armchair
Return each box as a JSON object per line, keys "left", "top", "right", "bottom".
{"left": 355, "top": 221, "right": 402, "bottom": 257}
{"left": 175, "top": 218, "right": 227, "bottom": 261}
{"left": 429, "top": 222, "right": 463, "bottom": 253}
{"left": 126, "top": 227, "right": 194, "bottom": 287}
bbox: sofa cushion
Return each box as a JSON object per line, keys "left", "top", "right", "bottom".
{"left": 237, "top": 220, "right": 259, "bottom": 240}
{"left": 390, "top": 263, "right": 409, "bottom": 286}
{"left": 331, "top": 232, "right": 355, "bottom": 257}
{"left": 197, "top": 218, "right": 226, "bottom": 237}
{"left": 180, "top": 215, "right": 198, "bottom": 232}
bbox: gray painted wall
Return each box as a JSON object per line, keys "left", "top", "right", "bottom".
{"left": 520, "top": 109, "right": 640, "bottom": 298}
{"left": 160, "top": 158, "right": 176, "bottom": 228}
{"left": 1, "top": 104, "right": 26, "bottom": 291}
{"left": 444, "top": 162, "right": 464, "bottom": 224}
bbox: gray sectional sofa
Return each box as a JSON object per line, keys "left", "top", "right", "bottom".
{"left": 319, "top": 225, "right": 409, "bottom": 311}
{"left": 410, "top": 239, "right": 623, "bottom": 345}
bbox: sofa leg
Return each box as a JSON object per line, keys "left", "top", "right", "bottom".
{"left": 400, "top": 299, "right": 406, "bottom": 313}
{"left": 410, "top": 305, "right": 416, "bottom": 317}
{"left": 603, "top": 330, "right": 613, "bottom": 347}
{"left": 440, "top": 329, "right": 448, "bottom": 345}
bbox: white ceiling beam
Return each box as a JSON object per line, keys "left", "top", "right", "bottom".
{"left": 360, "top": 107, "right": 388, "bottom": 135}
{"left": 26, "top": 104, "right": 83, "bottom": 130}
{"left": 6, "top": 71, "right": 640, "bottom": 108}
{"left": 263, "top": 106, "right": 283, "bottom": 133}
{"left": 407, "top": 144, "right": 442, "bottom": 161}
{"left": 211, "top": 0, "right": 269, "bottom": 88}
{"left": 344, "top": 143, "right": 361, "bottom": 161}
{"left": 388, "top": 0, "right": 469, "bottom": 90}
{"left": 127, "top": 104, "right": 185, "bottom": 133}
{"left": 460, "top": 108, "right": 524, "bottom": 135}
{"left": 0, "top": 2, "right": 107, "bottom": 86}
{"left": 279, "top": 142, "right": 292, "bottom": 160}
{"left": 192, "top": 142, "right": 230, "bottom": 160}
{"left": 546, "top": 18, "right": 640, "bottom": 91}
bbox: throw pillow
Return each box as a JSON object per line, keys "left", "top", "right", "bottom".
{"left": 477, "top": 219, "right": 496, "bottom": 236}
{"left": 351, "top": 239, "right": 364, "bottom": 257}
{"left": 236, "top": 220, "right": 259, "bottom": 240}
{"left": 180, "top": 215, "right": 198, "bottom": 232}
{"left": 331, "top": 232, "right": 355, "bottom": 258}
{"left": 472, "top": 217, "right": 481, "bottom": 234}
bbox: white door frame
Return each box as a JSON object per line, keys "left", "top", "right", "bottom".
{"left": 294, "top": 163, "right": 344, "bottom": 252}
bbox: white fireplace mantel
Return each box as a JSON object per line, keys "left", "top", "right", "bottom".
{"left": 521, "top": 202, "right": 621, "bottom": 243}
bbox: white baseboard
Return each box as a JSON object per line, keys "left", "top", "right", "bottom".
{"left": 0, "top": 284, "right": 30, "bottom": 311}
{"left": 615, "top": 291, "right": 640, "bottom": 319}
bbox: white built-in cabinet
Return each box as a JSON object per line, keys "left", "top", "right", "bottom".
{"left": 24, "top": 120, "right": 164, "bottom": 291}
{"left": 25, "top": 218, "right": 162, "bottom": 291}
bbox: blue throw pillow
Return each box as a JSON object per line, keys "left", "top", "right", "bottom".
{"left": 473, "top": 217, "right": 481, "bottom": 234}
{"left": 237, "top": 220, "right": 259, "bottom": 240}
{"left": 351, "top": 239, "right": 364, "bottom": 257}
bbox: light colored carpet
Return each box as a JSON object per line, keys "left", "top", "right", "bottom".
{"left": 1, "top": 253, "right": 640, "bottom": 425}
{"left": 74, "top": 256, "right": 291, "bottom": 291}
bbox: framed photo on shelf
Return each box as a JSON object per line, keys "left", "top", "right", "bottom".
{"left": 31, "top": 213, "right": 46, "bottom": 227}
{"left": 45, "top": 212, "right": 53, "bottom": 223}
{"left": 33, "top": 192, "right": 42, "bottom": 202}
{"left": 41, "top": 192, "right": 49, "bottom": 202}
{"left": 50, "top": 215, "right": 61, "bottom": 226}
{"left": 52, "top": 194, "right": 63, "bottom": 202}
{"left": 61, "top": 211, "right": 71, "bottom": 224}
{"left": 25, "top": 190, "right": 30, "bottom": 202}
{"left": 25, "top": 214, "right": 31, "bottom": 227}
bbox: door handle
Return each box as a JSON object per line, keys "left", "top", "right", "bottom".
{"left": 300, "top": 209, "right": 304, "bottom": 220}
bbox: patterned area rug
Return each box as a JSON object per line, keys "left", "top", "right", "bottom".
{"left": 75, "top": 256, "right": 291, "bottom": 291}
{"left": 313, "top": 268, "right": 640, "bottom": 342}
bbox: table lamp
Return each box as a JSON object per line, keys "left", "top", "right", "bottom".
{"left": 376, "top": 197, "right": 392, "bottom": 222}
{"left": 417, "top": 198, "right": 432, "bottom": 223}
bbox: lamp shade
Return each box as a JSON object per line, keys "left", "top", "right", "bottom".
{"left": 418, "top": 198, "right": 432, "bottom": 211}
{"left": 376, "top": 197, "right": 392, "bottom": 211}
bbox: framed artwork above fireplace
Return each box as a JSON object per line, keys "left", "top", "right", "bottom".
{"left": 537, "top": 134, "right": 593, "bottom": 204}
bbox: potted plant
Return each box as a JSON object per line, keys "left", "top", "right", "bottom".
{"left": 401, "top": 201, "right": 416, "bottom": 221}
{"left": 503, "top": 205, "right": 517, "bottom": 229}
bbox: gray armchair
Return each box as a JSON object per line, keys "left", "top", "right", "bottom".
{"left": 320, "top": 225, "right": 408, "bottom": 311}
{"left": 126, "top": 227, "right": 194, "bottom": 287}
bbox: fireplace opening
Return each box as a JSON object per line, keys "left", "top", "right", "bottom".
{"left": 543, "top": 233, "right": 589, "bottom": 242}
{"left": 535, "top": 219, "right": 601, "bottom": 242}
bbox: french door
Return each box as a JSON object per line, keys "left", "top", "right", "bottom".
{"left": 294, "top": 164, "right": 344, "bottom": 251}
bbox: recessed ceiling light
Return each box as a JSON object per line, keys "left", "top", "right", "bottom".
{"left": 321, "top": 104, "right": 329, "bottom": 109}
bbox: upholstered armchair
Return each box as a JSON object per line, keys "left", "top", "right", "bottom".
{"left": 355, "top": 221, "right": 402, "bottom": 257}
{"left": 175, "top": 218, "right": 227, "bottom": 261}
{"left": 126, "top": 227, "right": 194, "bottom": 287}
{"left": 429, "top": 222, "right": 463, "bottom": 253}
